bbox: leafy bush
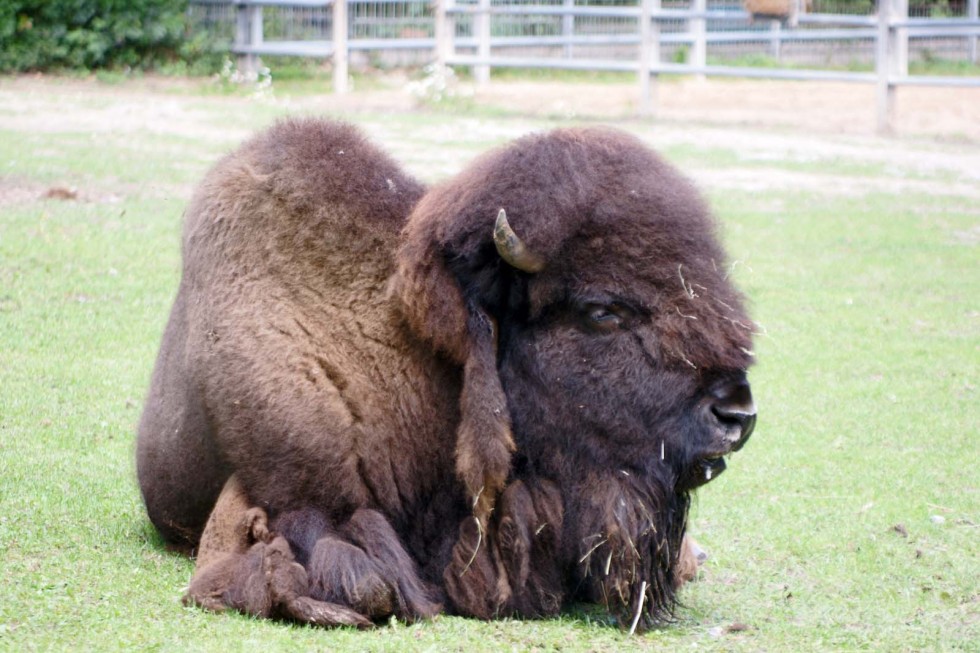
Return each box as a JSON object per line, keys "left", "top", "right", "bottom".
{"left": 0, "top": 0, "right": 225, "bottom": 73}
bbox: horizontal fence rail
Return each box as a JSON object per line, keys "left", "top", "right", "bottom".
{"left": 191, "top": 0, "right": 980, "bottom": 132}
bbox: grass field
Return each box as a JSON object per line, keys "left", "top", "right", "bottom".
{"left": 0, "top": 75, "right": 977, "bottom": 652}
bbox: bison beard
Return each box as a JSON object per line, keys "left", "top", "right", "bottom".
{"left": 139, "top": 119, "right": 757, "bottom": 630}
{"left": 441, "top": 472, "right": 690, "bottom": 628}
{"left": 567, "top": 473, "right": 689, "bottom": 628}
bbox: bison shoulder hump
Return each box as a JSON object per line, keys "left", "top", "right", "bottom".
{"left": 201, "top": 118, "right": 425, "bottom": 231}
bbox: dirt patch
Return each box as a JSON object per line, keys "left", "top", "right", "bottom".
{"left": 0, "top": 76, "right": 256, "bottom": 143}
{"left": 0, "top": 178, "right": 47, "bottom": 205}
{"left": 469, "top": 78, "right": 980, "bottom": 142}
{"left": 2, "top": 74, "right": 978, "bottom": 200}
{"left": 5, "top": 73, "right": 978, "bottom": 142}
{"left": 0, "top": 177, "right": 127, "bottom": 207}
{"left": 693, "top": 166, "right": 980, "bottom": 199}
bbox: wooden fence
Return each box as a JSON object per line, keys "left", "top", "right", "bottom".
{"left": 196, "top": 0, "right": 980, "bottom": 133}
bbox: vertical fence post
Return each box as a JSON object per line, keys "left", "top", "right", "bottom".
{"left": 563, "top": 0, "right": 576, "bottom": 59}
{"left": 969, "top": 0, "right": 978, "bottom": 63}
{"left": 249, "top": 4, "right": 263, "bottom": 66}
{"left": 875, "top": 0, "right": 892, "bottom": 133}
{"left": 435, "top": 0, "right": 456, "bottom": 69}
{"left": 235, "top": 3, "right": 257, "bottom": 74}
{"left": 638, "top": 0, "right": 660, "bottom": 116}
{"left": 895, "top": 0, "right": 908, "bottom": 76}
{"left": 475, "top": 0, "right": 491, "bottom": 85}
{"left": 769, "top": 19, "right": 782, "bottom": 60}
{"left": 333, "top": 0, "right": 349, "bottom": 94}
{"left": 691, "top": 0, "right": 706, "bottom": 79}
{"left": 876, "top": 0, "right": 906, "bottom": 133}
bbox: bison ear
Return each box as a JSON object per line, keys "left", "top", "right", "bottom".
{"left": 390, "top": 214, "right": 516, "bottom": 523}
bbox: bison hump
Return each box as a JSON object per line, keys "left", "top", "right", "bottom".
{"left": 182, "top": 118, "right": 426, "bottom": 288}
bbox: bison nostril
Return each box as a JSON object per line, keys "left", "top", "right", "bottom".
{"left": 712, "top": 402, "right": 756, "bottom": 426}
{"left": 710, "top": 381, "right": 757, "bottom": 449}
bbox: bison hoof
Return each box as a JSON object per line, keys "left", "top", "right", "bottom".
{"left": 283, "top": 596, "right": 374, "bottom": 629}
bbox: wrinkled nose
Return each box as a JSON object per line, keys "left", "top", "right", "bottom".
{"left": 710, "top": 380, "right": 757, "bottom": 451}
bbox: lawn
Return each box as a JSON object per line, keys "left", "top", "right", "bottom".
{"left": 0, "top": 74, "right": 977, "bottom": 652}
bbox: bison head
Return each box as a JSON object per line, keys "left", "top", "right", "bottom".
{"left": 392, "top": 127, "right": 756, "bottom": 626}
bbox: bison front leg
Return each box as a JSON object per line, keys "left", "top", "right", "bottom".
{"left": 492, "top": 478, "right": 564, "bottom": 617}
{"left": 185, "top": 536, "right": 372, "bottom": 628}
{"left": 443, "top": 514, "right": 502, "bottom": 618}
{"left": 443, "top": 478, "right": 565, "bottom": 619}
{"left": 673, "top": 535, "right": 708, "bottom": 589}
{"left": 183, "top": 473, "right": 275, "bottom": 614}
{"left": 183, "top": 476, "right": 371, "bottom": 628}
{"left": 302, "top": 508, "right": 441, "bottom": 623}
{"left": 342, "top": 509, "right": 442, "bottom": 620}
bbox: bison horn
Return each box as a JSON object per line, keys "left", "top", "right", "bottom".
{"left": 493, "top": 209, "right": 545, "bottom": 273}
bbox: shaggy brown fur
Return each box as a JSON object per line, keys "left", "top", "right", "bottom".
{"left": 183, "top": 476, "right": 371, "bottom": 628}
{"left": 138, "top": 119, "right": 756, "bottom": 629}
{"left": 190, "top": 474, "right": 706, "bottom": 625}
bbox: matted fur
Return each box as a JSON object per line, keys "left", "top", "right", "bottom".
{"left": 138, "top": 119, "right": 756, "bottom": 628}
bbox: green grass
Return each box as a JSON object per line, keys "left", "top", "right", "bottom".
{"left": 909, "top": 57, "right": 980, "bottom": 77}
{"left": 0, "top": 76, "right": 977, "bottom": 652}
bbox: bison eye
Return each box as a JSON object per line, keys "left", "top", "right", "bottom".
{"left": 582, "top": 303, "right": 628, "bottom": 332}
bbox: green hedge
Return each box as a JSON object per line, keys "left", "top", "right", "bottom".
{"left": 0, "top": 0, "right": 223, "bottom": 73}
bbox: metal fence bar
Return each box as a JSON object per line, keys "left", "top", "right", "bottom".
{"left": 797, "top": 13, "right": 876, "bottom": 27}
{"left": 447, "top": 28, "right": 882, "bottom": 48}
{"left": 890, "top": 74, "right": 980, "bottom": 87}
{"left": 441, "top": 5, "right": 886, "bottom": 24}
{"left": 232, "top": 40, "right": 332, "bottom": 55}
{"left": 230, "top": 22, "right": 980, "bottom": 53}
{"left": 893, "top": 17, "right": 980, "bottom": 28}
{"left": 222, "top": 0, "right": 331, "bottom": 6}
{"left": 451, "top": 53, "right": 638, "bottom": 71}
{"left": 448, "top": 54, "right": 886, "bottom": 81}
{"left": 906, "top": 25, "right": 980, "bottom": 36}
{"left": 651, "top": 62, "right": 877, "bottom": 82}
{"left": 447, "top": 5, "right": 640, "bottom": 17}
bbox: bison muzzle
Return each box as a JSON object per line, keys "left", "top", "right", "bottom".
{"left": 136, "top": 119, "right": 756, "bottom": 630}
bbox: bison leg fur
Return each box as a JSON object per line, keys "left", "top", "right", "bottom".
{"left": 185, "top": 478, "right": 371, "bottom": 628}
{"left": 306, "top": 533, "right": 398, "bottom": 620}
{"left": 193, "top": 475, "right": 271, "bottom": 570}
{"left": 492, "top": 479, "right": 565, "bottom": 617}
{"left": 444, "top": 478, "right": 566, "bottom": 619}
{"left": 443, "top": 515, "right": 502, "bottom": 619}
{"left": 341, "top": 509, "right": 442, "bottom": 621}
{"left": 274, "top": 506, "right": 440, "bottom": 624}
{"left": 185, "top": 536, "right": 371, "bottom": 629}
{"left": 454, "top": 312, "right": 516, "bottom": 524}
{"left": 673, "top": 535, "right": 708, "bottom": 589}
{"left": 304, "top": 509, "right": 442, "bottom": 624}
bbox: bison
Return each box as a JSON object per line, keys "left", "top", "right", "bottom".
{"left": 137, "top": 119, "right": 757, "bottom": 629}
